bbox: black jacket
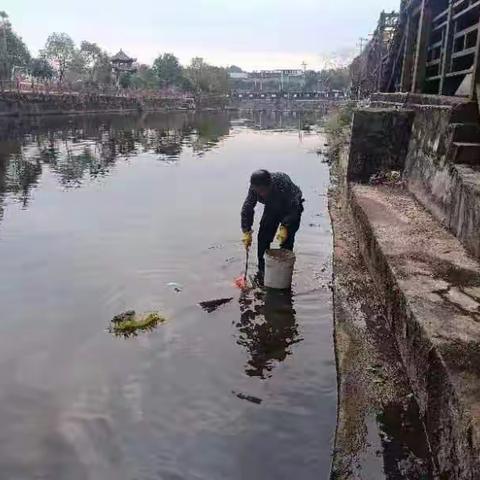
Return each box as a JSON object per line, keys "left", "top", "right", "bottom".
{"left": 241, "top": 172, "right": 303, "bottom": 232}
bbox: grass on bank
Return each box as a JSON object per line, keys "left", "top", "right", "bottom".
{"left": 323, "top": 102, "right": 355, "bottom": 163}
{"left": 324, "top": 102, "right": 355, "bottom": 137}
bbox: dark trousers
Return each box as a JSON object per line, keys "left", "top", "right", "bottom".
{"left": 257, "top": 209, "right": 301, "bottom": 272}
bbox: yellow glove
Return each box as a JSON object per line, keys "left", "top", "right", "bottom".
{"left": 276, "top": 225, "right": 288, "bottom": 244}
{"left": 242, "top": 231, "right": 253, "bottom": 249}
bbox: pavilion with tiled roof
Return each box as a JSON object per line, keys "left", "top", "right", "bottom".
{"left": 111, "top": 50, "right": 137, "bottom": 85}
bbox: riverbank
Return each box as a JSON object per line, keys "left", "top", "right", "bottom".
{"left": 0, "top": 91, "right": 346, "bottom": 117}
{"left": 327, "top": 109, "right": 433, "bottom": 479}
{"left": 0, "top": 91, "right": 229, "bottom": 117}
{"left": 328, "top": 98, "right": 480, "bottom": 479}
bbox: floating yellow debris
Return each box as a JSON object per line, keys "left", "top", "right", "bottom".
{"left": 110, "top": 311, "right": 166, "bottom": 337}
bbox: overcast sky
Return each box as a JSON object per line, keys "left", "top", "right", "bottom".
{"left": 4, "top": 0, "right": 400, "bottom": 70}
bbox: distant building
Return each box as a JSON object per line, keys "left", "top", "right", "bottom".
{"left": 111, "top": 50, "right": 137, "bottom": 85}
{"left": 251, "top": 70, "right": 304, "bottom": 79}
{"left": 229, "top": 72, "right": 250, "bottom": 80}
{"left": 246, "top": 69, "right": 305, "bottom": 92}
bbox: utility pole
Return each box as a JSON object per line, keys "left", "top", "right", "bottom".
{"left": 356, "top": 37, "right": 369, "bottom": 100}
{"left": 301, "top": 62, "right": 307, "bottom": 91}
{"left": 357, "top": 37, "right": 369, "bottom": 55}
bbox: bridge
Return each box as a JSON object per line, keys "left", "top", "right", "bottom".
{"left": 228, "top": 91, "right": 347, "bottom": 100}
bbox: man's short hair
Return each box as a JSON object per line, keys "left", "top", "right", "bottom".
{"left": 250, "top": 169, "right": 272, "bottom": 187}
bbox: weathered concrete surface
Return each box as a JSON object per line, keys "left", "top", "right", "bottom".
{"left": 404, "top": 107, "right": 480, "bottom": 261}
{"left": 351, "top": 183, "right": 480, "bottom": 479}
{"left": 371, "top": 92, "right": 474, "bottom": 108}
{"left": 448, "top": 165, "right": 480, "bottom": 260}
{"left": 356, "top": 94, "right": 480, "bottom": 259}
{"left": 402, "top": 104, "right": 457, "bottom": 222}
{"left": 329, "top": 128, "right": 433, "bottom": 479}
{"left": 348, "top": 108, "right": 414, "bottom": 183}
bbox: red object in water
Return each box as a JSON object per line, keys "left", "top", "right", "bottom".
{"left": 235, "top": 249, "right": 250, "bottom": 289}
{"left": 234, "top": 276, "right": 247, "bottom": 289}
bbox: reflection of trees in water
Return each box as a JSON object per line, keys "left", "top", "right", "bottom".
{"left": 0, "top": 140, "right": 43, "bottom": 211}
{"left": 0, "top": 109, "right": 324, "bottom": 222}
{"left": 187, "top": 114, "right": 231, "bottom": 155}
{"left": 236, "top": 288, "right": 302, "bottom": 379}
{"left": 0, "top": 112, "right": 232, "bottom": 211}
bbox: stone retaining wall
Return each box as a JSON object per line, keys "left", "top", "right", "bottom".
{"left": 228, "top": 98, "right": 337, "bottom": 112}
{"left": 0, "top": 92, "right": 199, "bottom": 117}
{"left": 341, "top": 94, "right": 480, "bottom": 477}
{"left": 348, "top": 108, "right": 414, "bottom": 182}
{"left": 350, "top": 94, "right": 480, "bottom": 261}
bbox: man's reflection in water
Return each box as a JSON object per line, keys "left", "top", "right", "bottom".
{"left": 236, "top": 288, "right": 302, "bottom": 379}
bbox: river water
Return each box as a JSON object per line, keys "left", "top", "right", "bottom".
{"left": 0, "top": 111, "right": 336, "bottom": 480}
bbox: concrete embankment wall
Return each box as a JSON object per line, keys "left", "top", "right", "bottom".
{"left": 229, "top": 98, "right": 339, "bottom": 112}
{"left": 0, "top": 92, "right": 225, "bottom": 117}
{"left": 347, "top": 108, "right": 414, "bottom": 182}
{"left": 350, "top": 184, "right": 480, "bottom": 479}
{"left": 340, "top": 95, "right": 480, "bottom": 478}
{"left": 0, "top": 92, "right": 334, "bottom": 116}
{"left": 352, "top": 94, "right": 480, "bottom": 260}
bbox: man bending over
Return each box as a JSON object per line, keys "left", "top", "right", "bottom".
{"left": 241, "top": 169, "right": 304, "bottom": 275}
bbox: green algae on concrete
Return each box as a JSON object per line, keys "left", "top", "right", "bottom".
{"left": 110, "top": 311, "right": 166, "bottom": 337}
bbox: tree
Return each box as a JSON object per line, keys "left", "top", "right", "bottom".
{"left": 80, "top": 41, "right": 102, "bottom": 81}
{"left": 0, "top": 12, "right": 31, "bottom": 81}
{"left": 328, "top": 67, "right": 349, "bottom": 90}
{"left": 303, "top": 70, "right": 318, "bottom": 91}
{"left": 93, "top": 52, "right": 112, "bottom": 87}
{"left": 119, "top": 72, "right": 132, "bottom": 89}
{"left": 65, "top": 49, "right": 87, "bottom": 84}
{"left": 206, "top": 65, "right": 229, "bottom": 94}
{"left": 130, "top": 64, "right": 159, "bottom": 90}
{"left": 0, "top": 11, "right": 8, "bottom": 85}
{"left": 42, "top": 33, "right": 75, "bottom": 83}
{"left": 185, "top": 57, "right": 229, "bottom": 94}
{"left": 318, "top": 67, "right": 349, "bottom": 91}
{"left": 30, "top": 57, "right": 54, "bottom": 80}
{"left": 186, "top": 57, "right": 206, "bottom": 92}
{"left": 227, "top": 65, "right": 243, "bottom": 73}
{"left": 152, "top": 53, "right": 183, "bottom": 87}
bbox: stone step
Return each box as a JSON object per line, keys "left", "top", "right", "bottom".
{"left": 451, "top": 142, "right": 480, "bottom": 165}
{"left": 450, "top": 123, "right": 480, "bottom": 143}
{"left": 351, "top": 184, "right": 480, "bottom": 478}
{"left": 450, "top": 101, "right": 480, "bottom": 124}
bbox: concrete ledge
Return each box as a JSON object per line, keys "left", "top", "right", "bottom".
{"left": 371, "top": 92, "right": 471, "bottom": 107}
{"left": 351, "top": 183, "right": 480, "bottom": 479}
{"left": 370, "top": 93, "right": 479, "bottom": 125}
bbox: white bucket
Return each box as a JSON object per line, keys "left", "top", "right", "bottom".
{"left": 264, "top": 249, "right": 296, "bottom": 289}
